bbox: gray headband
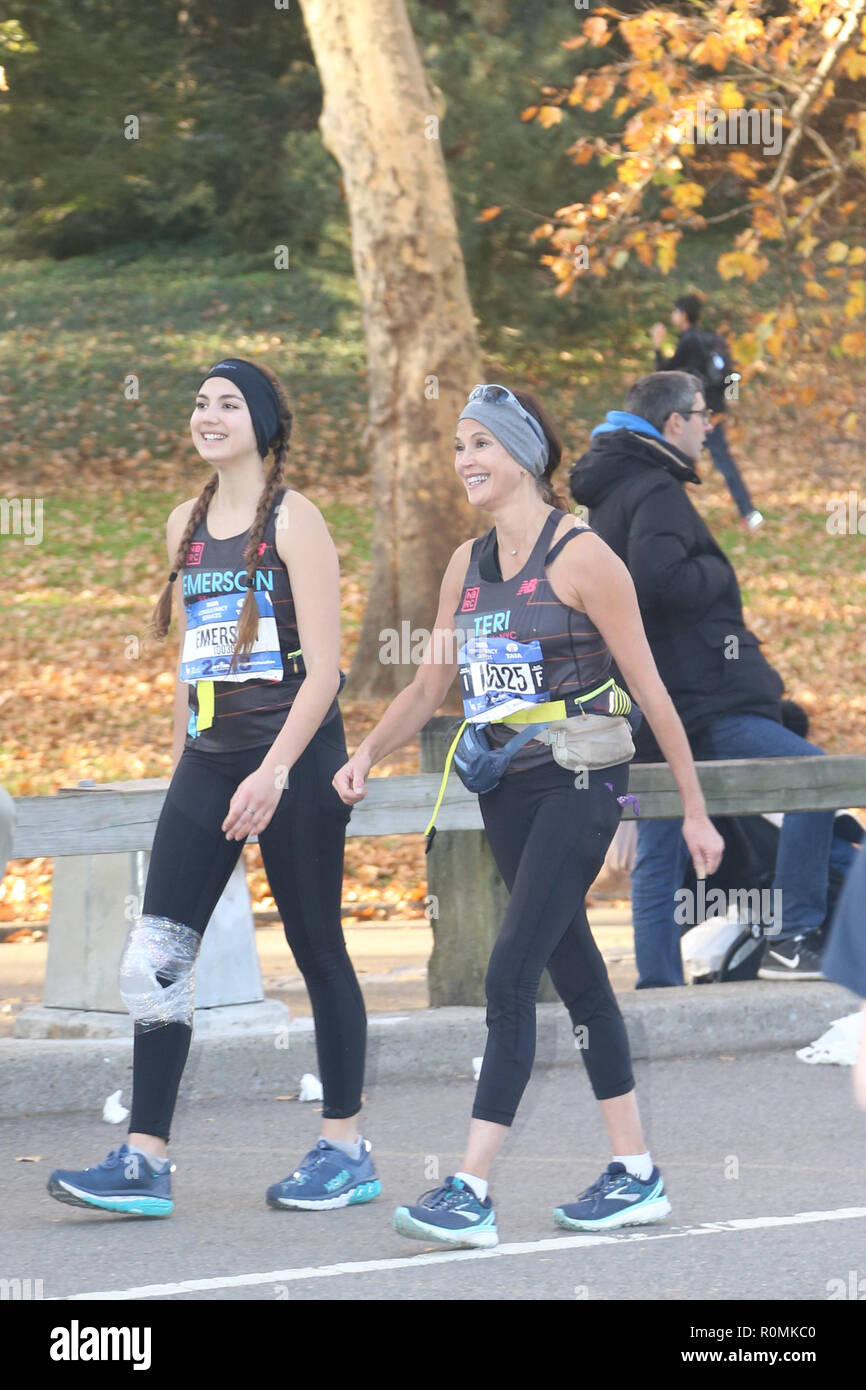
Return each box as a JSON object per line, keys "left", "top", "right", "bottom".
{"left": 457, "top": 399, "right": 549, "bottom": 478}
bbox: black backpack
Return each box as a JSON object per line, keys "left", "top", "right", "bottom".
{"left": 695, "top": 330, "right": 732, "bottom": 410}
{"left": 697, "top": 332, "right": 733, "bottom": 400}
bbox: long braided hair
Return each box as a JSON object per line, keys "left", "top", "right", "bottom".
{"left": 149, "top": 362, "right": 294, "bottom": 672}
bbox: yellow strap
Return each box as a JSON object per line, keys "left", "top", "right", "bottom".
{"left": 196, "top": 680, "right": 214, "bottom": 732}
{"left": 501, "top": 699, "right": 568, "bottom": 726}
{"left": 610, "top": 682, "right": 632, "bottom": 716}
{"left": 423, "top": 720, "right": 467, "bottom": 841}
{"left": 424, "top": 677, "right": 629, "bottom": 845}
{"left": 194, "top": 650, "right": 300, "bottom": 737}
{"left": 500, "top": 677, "right": 623, "bottom": 726}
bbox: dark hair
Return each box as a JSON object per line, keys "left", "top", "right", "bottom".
{"left": 674, "top": 294, "right": 702, "bottom": 326}
{"left": 511, "top": 389, "right": 568, "bottom": 511}
{"left": 150, "top": 361, "right": 294, "bottom": 670}
{"left": 624, "top": 371, "right": 704, "bottom": 433}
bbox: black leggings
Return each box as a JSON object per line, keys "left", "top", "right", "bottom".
{"left": 473, "top": 758, "right": 635, "bottom": 1126}
{"left": 128, "top": 715, "right": 365, "bottom": 1140}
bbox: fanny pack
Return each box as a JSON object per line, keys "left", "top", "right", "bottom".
{"left": 533, "top": 712, "right": 635, "bottom": 773}
{"left": 452, "top": 719, "right": 543, "bottom": 795}
{"left": 424, "top": 676, "right": 635, "bottom": 851}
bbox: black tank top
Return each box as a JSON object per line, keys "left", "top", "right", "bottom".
{"left": 453, "top": 509, "right": 612, "bottom": 771}
{"left": 180, "top": 487, "right": 338, "bottom": 752}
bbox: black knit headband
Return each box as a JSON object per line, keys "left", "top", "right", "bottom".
{"left": 198, "top": 357, "right": 281, "bottom": 460}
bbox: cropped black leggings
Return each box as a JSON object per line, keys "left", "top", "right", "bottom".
{"left": 128, "top": 715, "right": 364, "bottom": 1140}
{"left": 473, "top": 758, "right": 635, "bottom": 1126}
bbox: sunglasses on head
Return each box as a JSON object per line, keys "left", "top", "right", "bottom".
{"left": 466, "top": 383, "right": 547, "bottom": 449}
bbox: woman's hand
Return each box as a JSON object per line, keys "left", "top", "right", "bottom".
{"left": 333, "top": 749, "right": 373, "bottom": 806}
{"left": 682, "top": 813, "right": 725, "bottom": 881}
{"left": 222, "top": 764, "right": 287, "bottom": 841}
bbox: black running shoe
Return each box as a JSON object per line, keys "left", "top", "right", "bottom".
{"left": 758, "top": 933, "right": 823, "bottom": 980}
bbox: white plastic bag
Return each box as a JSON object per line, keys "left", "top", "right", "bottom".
{"left": 604, "top": 819, "right": 638, "bottom": 875}
{"left": 796, "top": 1012, "right": 864, "bottom": 1067}
{"left": 681, "top": 912, "right": 744, "bottom": 984}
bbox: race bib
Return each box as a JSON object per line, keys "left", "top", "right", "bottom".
{"left": 458, "top": 635, "right": 547, "bottom": 722}
{"left": 180, "top": 589, "right": 284, "bottom": 684}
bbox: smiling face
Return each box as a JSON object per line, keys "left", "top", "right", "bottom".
{"left": 454, "top": 416, "right": 530, "bottom": 507}
{"left": 190, "top": 377, "right": 259, "bottom": 465}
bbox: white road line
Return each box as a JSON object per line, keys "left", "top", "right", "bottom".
{"left": 62, "top": 1205, "right": 866, "bottom": 1300}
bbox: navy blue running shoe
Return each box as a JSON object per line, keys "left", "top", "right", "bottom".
{"left": 47, "top": 1144, "right": 173, "bottom": 1216}
{"left": 554, "top": 1161, "right": 670, "bottom": 1231}
{"left": 393, "top": 1176, "right": 498, "bottom": 1249}
{"left": 266, "top": 1138, "right": 381, "bottom": 1210}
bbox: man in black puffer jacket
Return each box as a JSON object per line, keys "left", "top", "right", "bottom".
{"left": 570, "top": 371, "right": 834, "bottom": 988}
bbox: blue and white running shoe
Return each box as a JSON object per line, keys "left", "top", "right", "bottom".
{"left": 266, "top": 1138, "right": 381, "bottom": 1210}
{"left": 393, "top": 1176, "right": 498, "bottom": 1249}
{"left": 554, "top": 1161, "right": 670, "bottom": 1231}
{"left": 47, "top": 1143, "right": 174, "bottom": 1216}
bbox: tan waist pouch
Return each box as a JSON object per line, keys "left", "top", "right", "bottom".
{"left": 535, "top": 713, "right": 635, "bottom": 772}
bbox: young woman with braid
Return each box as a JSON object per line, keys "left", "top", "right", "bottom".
{"left": 48, "top": 358, "right": 381, "bottom": 1216}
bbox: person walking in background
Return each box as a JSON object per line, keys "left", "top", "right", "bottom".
{"left": 651, "top": 294, "right": 764, "bottom": 531}
{"left": 570, "top": 371, "right": 835, "bottom": 989}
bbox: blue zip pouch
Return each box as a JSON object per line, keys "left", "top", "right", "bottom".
{"left": 451, "top": 719, "right": 545, "bottom": 794}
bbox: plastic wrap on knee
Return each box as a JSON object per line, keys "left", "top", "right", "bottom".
{"left": 118, "top": 915, "right": 201, "bottom": 1029}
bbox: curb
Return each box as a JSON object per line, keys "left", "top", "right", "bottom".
{"left": 0, "top": 981, "right": 858, "bottom": 1119}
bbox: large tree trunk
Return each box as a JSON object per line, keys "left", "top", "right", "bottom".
{"left": 297, "top": 0, "right": 481, "bottom": 696}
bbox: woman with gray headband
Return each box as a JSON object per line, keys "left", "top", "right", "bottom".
{"left": 334, "top": 383, "right": 723, "bottom": 1247}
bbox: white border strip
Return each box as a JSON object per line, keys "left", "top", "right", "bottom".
{"left": 62, "top": 1206, "right": 866, "bottom": 1300}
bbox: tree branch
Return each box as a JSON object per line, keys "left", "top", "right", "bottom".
{"left": 788, "top": 167, "right": 847, "bottom": 237}
{"left": 804, "top": 124, "right": 842, "bottom": 175}
{"left": 768, "top": 0, "right": 866, "bottom": 194}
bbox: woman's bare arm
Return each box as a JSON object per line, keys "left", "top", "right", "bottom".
{"left": 553, "top": 529, "right": 724, "bottom": 875}
{"left": 261, "top": 490, "right": 343, "bottom": 777}
{"left": 334, "top": 539, "right": 474, "bottom": 802}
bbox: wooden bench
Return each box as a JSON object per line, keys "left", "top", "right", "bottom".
{"left": 9, "top": 723, "right": 866, "bottom": 1022}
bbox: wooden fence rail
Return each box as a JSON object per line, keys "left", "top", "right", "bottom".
{"left": 8, "top": 744, "right": 865, "bottom": 1011}
{"left": 11, "top": 755, "right": 866, "bottom": 860}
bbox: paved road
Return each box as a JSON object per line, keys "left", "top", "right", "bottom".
{"left": 5, "top": 1051, "right": 865, "bottom": 1305}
